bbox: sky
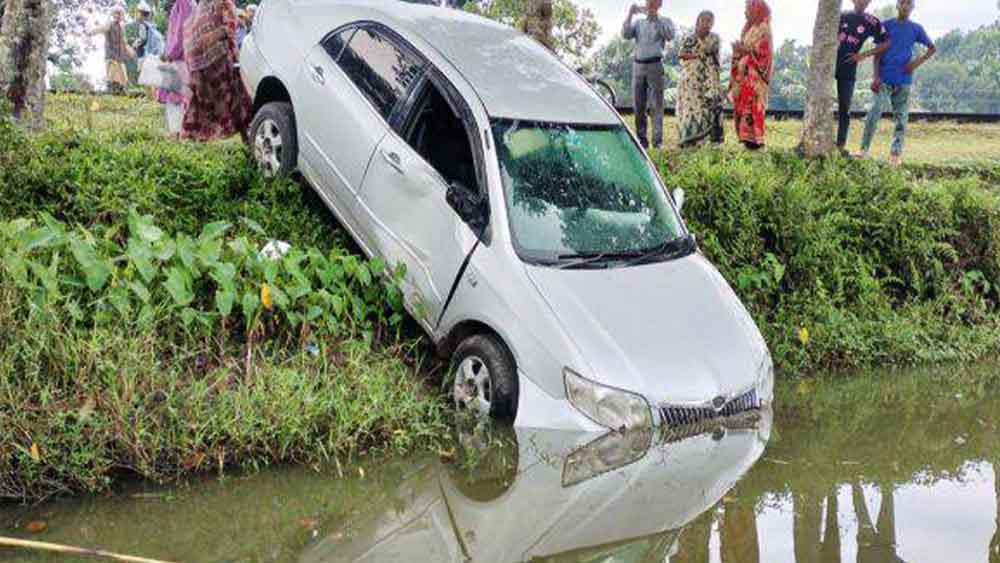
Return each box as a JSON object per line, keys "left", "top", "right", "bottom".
{"left": 584, "top": 0, "right": 1000, "bottom": 49}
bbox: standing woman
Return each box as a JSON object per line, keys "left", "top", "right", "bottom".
{"left": 677, "top": 11, "right": 723, "bottom": 147}
{"left": 181, "top": 0, "right": 252, "bottom": 141}
{"left": 159, "top": 0, "right": 195, "bottom": 135}
{"left": 729, "top": 0, "right": 773, "bottom": 150}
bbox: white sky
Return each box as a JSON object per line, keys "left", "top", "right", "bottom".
{"left": 585, "top": 0, "right": 1000, "bottom": 49}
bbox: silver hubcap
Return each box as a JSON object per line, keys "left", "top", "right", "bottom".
{"left": 253, "top": 118, "right": 283, "bottom": 177}
{"left": 453, "top": 356, "right": 492, "bottom": 416}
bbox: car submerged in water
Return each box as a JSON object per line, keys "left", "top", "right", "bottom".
{"left": 239, "top": 0, "right": 773, "bottom": 432}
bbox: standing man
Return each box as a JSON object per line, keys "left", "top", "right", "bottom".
{"left": 90, "top": 6, "right": 134, "bottom": 95}
{"left": 856, "top": 0, "right": 935, "bottom": 166}
{"left": 623, "top": 0, "right": 674, "bottom": 150}
{"left": 835, "top": 0, "right": 889, "bottom": 152}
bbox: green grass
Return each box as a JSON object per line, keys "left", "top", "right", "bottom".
{"left": 630, "top": 114, "right": 1000, "bottom": 168}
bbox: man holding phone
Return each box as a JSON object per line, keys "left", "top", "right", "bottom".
{"left": 623, "top": 0, "right": 675, "bottom": 149}
{"left": 835, "top": 0, "right": 889, "bottom": 152}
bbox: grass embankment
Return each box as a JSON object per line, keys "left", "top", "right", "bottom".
{"left": 2, "top": 94, "right": 999, "bottom": 499}
{"left": 0, "top": 95, "right": 450, "bottom": 500}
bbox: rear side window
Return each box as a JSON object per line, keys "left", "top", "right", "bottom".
{"left": 322, "top": 27, "right": 355, "bottom": 61}
{"left": 338, "top": 27, "right": 424, "bottom": 119}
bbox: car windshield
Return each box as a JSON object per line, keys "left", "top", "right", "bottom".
{"left": 492, "top": 119, "right": 684, "bottom": 265}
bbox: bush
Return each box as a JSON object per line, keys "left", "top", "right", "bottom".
{"left": 658, "top": 148, "right": 1000, "bottom": 374}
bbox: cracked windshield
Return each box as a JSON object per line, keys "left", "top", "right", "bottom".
{"left": 493, "top": 120, "right": 684, "bottom": 263}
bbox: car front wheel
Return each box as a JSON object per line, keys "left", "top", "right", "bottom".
{"left": 451, "top": 334, "right": 518, "bottom": 422}
{"left": 249, "top": 101, "right": 298, "bottom": 177}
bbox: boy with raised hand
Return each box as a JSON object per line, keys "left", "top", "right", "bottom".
{"left": 835, "top": 0, "right": 889, "bottom": 153}
{"left": 856, "top": 0, "right": 936, "bottom": 166}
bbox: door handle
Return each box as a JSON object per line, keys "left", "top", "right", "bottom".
{"left": 309, "top": 65, "right": 324, "bottom": 85}
{"left": 381, "top": 149, "right": 404, "bottom": 174}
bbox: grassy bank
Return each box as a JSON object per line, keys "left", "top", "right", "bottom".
{"left": 0, "top": 95, "right": 450, "bottom": 500}
{"left": 2, "top": 93, "right": 999, "bottom": 499}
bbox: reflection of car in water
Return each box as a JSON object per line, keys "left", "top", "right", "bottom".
{"left": 240, "top": 0, "right": 773, "bottom": 432}
{"left": 299, "top": 410, "right": 770, "bottom": 562}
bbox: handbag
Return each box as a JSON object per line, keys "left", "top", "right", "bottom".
{"left": 138, "top": 57, "right": 167, "bottom": 87}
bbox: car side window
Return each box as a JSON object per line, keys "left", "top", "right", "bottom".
{"left": 337, "top": 27, "right": 424, "bottom": 120}
{"left": 322, "top": 27, "right": 355, "bottom": 62}
{"left": 400, "top": 73, "right": 483, "bottom": 195}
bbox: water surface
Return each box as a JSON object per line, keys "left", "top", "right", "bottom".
{"left": 2, "top": 364, "right": 999, "bottom": 562}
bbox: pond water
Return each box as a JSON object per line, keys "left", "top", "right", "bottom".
{"left": 2, "top": 363, "right": 999, "bottom": 563}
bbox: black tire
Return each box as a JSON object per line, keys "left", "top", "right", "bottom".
{"left": 451, "top": 334, "right": 519, "bottom": 421}
{"left": 249, "top": 101, "right": 298, "bottom": 177}
{"left": 593, "top": 79, "right": 617, "bottom": 108}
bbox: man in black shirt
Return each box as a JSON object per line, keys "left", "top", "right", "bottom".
{"left": 835, "top": 0, "right": 890, "bottom": 151}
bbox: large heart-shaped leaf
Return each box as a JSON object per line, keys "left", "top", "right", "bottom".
{"left": 164, "top": 267, "right": 194, "bottom": 306}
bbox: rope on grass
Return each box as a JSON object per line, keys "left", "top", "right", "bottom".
{"left": 0, "top": 536, "right": 176, "bottom": 563}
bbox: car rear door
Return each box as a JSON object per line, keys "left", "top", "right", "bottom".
{"left": 358, "top": 54, "right": 485, "bottom": 331}
{"left": 296, "top": 26, "right": 423, "bottom": 241}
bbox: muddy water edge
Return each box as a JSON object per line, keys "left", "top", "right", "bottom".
{"left": 2, "top": 361, "right": 1000, "bottom": 563}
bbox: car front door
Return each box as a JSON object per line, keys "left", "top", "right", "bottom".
{"left": 358, "top": 68, "right": 486, "bottom": 331}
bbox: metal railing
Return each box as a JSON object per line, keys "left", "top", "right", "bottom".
{"left": 614, "top": 105, "right": 1000, "bottom": 124}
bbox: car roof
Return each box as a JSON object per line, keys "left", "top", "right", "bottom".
{"left": 289, "top": 0, "right": 620, "bottom": 126}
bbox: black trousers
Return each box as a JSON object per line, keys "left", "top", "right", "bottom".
{"left": 837, "top": 77, "right": 856, "bottom": 148}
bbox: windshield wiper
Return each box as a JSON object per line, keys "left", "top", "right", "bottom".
{"left": 554, "top": 250, "right": 643, "bottom": 270}
{"left": 626, "top": 234, "right": 697, "bottom": 266}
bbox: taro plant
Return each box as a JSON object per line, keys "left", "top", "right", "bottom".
{"left": 0, "top": 210, "right": 408, "bottom": 360}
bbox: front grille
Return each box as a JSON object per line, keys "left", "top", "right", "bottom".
{"left": 659, "top": 389, "right": 760, "bottom": 427}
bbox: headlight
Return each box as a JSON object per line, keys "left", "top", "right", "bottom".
{"left": 564, "top": 369, "right": 652, "bottom": 431}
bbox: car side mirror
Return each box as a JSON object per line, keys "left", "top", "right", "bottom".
{"left": 672, "top": 188, "right": 686, "bottom": 213}
{"left": 447, "top": 183, "right": 489, "bottom": 237}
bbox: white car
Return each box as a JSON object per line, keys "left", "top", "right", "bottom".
{"left": 240, "top": 0, "right": 773, "bottom": 432}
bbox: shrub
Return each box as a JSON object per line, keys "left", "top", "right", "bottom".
{"left": 658, "top": 148, "right": 1000, "bottom": 373}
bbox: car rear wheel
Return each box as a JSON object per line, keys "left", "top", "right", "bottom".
{"left": 451, "top": 334, "right": 518, "bottom": 421}
{"left": 249, "top": 101, "right": 297, "bottom": 177}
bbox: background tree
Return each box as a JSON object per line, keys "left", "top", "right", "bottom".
{"left": 463, "top": 0, "right": 599, "bottom": 64}
{"left": 798, "top": 0, "right": 840, "bottom": 157}
{"left": 0, "top": 0, "right": 55, "bottom": 127}
{"left": 770, "top": 40, "right": 809, "bottom": 110}
{"left": 523, "top": 0, "right": 552, "bottom": 49}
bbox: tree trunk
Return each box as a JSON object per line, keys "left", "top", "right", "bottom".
{"left": 798, "top": 0, "right": 840, "bottom": 157}
{"left": 0, "top": 0, "right": 54, "bottom": 128}
{"left": 522, "top": 0, "right": 553, "bottom": 50}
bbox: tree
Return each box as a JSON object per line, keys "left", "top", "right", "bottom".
{"left": 798, "top": 0, "right": 840, "bottom": 157}
{"left": 523, "top": 0, "right": 552, "bottom": 49}
{"left": 0, "top": 0, "right": 55, "bottom": 128}
{"left": 770, "top": 40, "right": 809, "bottom": 110}
{"left": 463, "top": 0, "right": 599, "bottom": 64}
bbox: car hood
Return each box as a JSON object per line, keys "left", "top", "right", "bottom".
{"left": 525, "top": 254, "right": 767, "bottom": 406}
